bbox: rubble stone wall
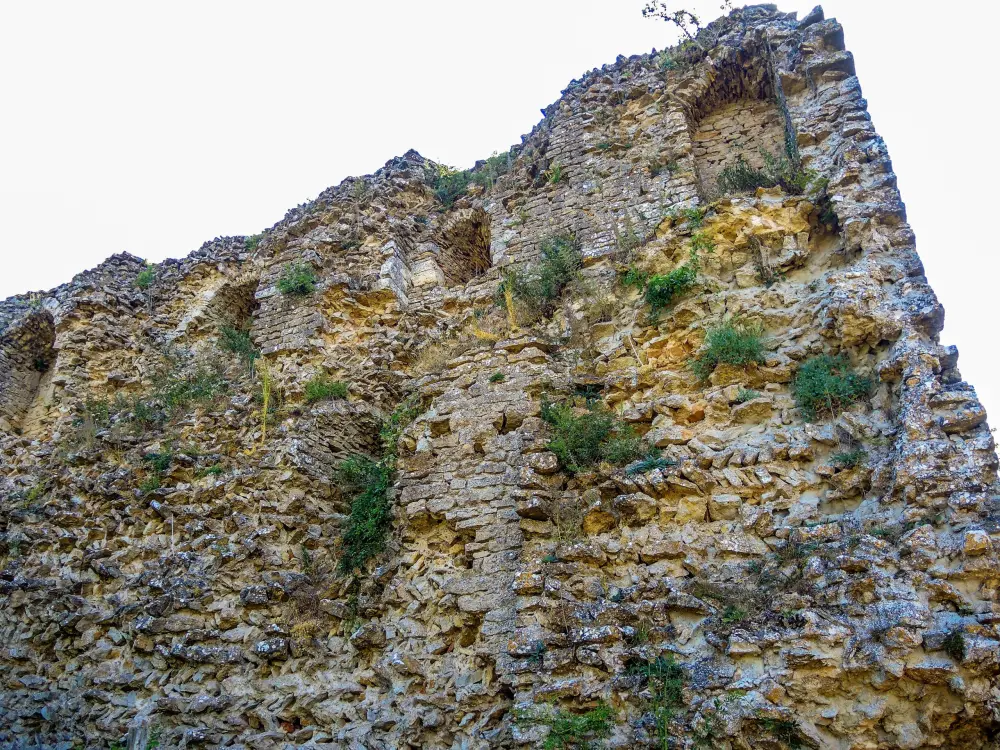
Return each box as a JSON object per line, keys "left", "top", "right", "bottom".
{"left": 1, "top": 6, "right": 998, "bottom": 750}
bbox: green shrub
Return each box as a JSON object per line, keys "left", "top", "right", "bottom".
{"left": 629, "top": 655, "right": 686, "bottom": 748}
{"left": 645, "top": 261, "right": 698, "bottom": 317}
{"left": 657, "top": 51, "right": 677, "bottom": 71}
{"left": 139, "top": 476, "right": 161, "bottom": 494}
{"left": 735, "top": 388, "right": 761, "bottom": 404}
{"left": 489, "top": 371, "right": 505, "bottom": 383}
{"left": 143, "top": 452, "right": 173, "bottom": 474}
{"left": 195, "top": 464, "right": 224, "bottom": 478}
{"left": 793, "top": 355, "right": 872, "bottom": 420}
{"left": 831, "top": 448, "right": 866, "bottom": 469}
{"left": 621, "top": 266, "right": 650, "bottom": 290}
{"left": 218, "top": 326, "right": 258, "bottom": 367}
{"left": 689, "top": 232, "right": 715, "bottom": 255}
{"left": 515, "top": 701, "right": 614, "bottom": 750}
{"left": 336, "top": 456, "right": 393, "bottom": 574}
{"left": 135, "top": 266, "right": 155, "bottom": 290}
{"left": 680, "top": 206, "right": 705, "bottom": 227}
{"left": 721, "top": 605, "right": 748, "bottom": 624}
{"left": 545, "top": 161, "right": 563, "bottom": 184}
{"left": 717, "top": 150, "right": 809, "bottom": 196}
{"left": 541, "top": 397, "right": 646, "bottom": 474}
{"left": 304, "top": 375, "right": 348, "bottom": 403}
{"left": 498, "top": 234, "right": 582, "bottom": 319}
{"left": 691, "top": 320, "right": 766, "bottom": 381}
{"left": 379, "top": 395, "right": 422, "bottom": 459}
{"left": 943, "top": 628, "right": 966, "bottom": 661}
{"left": 244, "top": 233, "right": 263, "bottom": 252}
{"left": 755, "top": 717, "right": 804, "bottom": 749}
{"left": 433, "top": 168, "right": 472, "bottom": 207}
{"left": 471, "top": 150, "right": 512, "bottom": 190}
{"left": 84, "top": 398, "right": 112, "bottom": 428}
{"left": 277, "top": 262, "right": 318, "bottom": 295}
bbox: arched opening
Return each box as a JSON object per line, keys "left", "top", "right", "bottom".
{"left": 0, "top": 309, "right": 56, "bottom": 430}
{"left": 436, "top": 208, "right": 492, "bottom": 285}
{"left": 688, "top": 52, "right": 789, "bottom": 200}
{"left": 204, "top": 272, "right": 261, "bottom": 333}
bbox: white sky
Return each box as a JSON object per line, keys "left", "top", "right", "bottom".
{"left": 1, "top": 1, "right": 997, "bottom": 425}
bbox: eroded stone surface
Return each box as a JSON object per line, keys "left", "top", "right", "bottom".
{"left": 1, "top": 5, "right": 999, "bottom": 750}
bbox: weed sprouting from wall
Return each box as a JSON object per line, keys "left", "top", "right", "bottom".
{"left": 514, "top": 701, "right": 614, "bottom": 750}
{"left": 336, "top": 396, "right": 422, "bottom": 574}
{"left": 496, "top": 234, "right": 582, "bottom": 322}
{"left": 691, "top": 319, "right": 766, "bottom": 381}
{"left": 304, "top": 375, "right": 348, "bottom": 403}
{"left": 541, "top": 396, "right": 648, "bottom": 474}
{"left": 793, "top": 355, "right": 872, "bottom": 421}
{"left": 277, "top": 263, "right": 318, "bottom": 296}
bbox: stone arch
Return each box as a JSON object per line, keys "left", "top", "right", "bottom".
{"left": 174, "top": 270, "right": 261, "bottom": 343}
{"left": 204, "top": 271, "right": 261, "bottom": 332}
{"left": 688, "top": 50, "right": 790, "bottom": 199}
{"left": 436, "top": 208, "right": 492, "bottom": 285}
{"left": 0, "top": 309, "right": 56, "bottom": 430}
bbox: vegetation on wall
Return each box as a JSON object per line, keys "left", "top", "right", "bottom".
{"left": 793, "top": 354, "right": 872, "bottom": 420}
{"left": 717, "top": 150, "right": 808, "bottom": 196}
{"left": 277, "top": 262, "right": 318, "bottom": 296}
{"left": 497, "top": 233, "right": 582, "bottom": 322}
{"left": 541, "top": 396, "right": 647, "bottom": 474}
{"left": 135, "top": 265, "right": 156, "bottom": 290}
{"left": 514, "top": 701, "right": 615, "bottom": 750}
{"left": 691, "top": 319, "right": 766, "bottom": 380}
{"left": 644, "top": 248, "right": 699, "bottom": 318}
{"left": 218, "top": 326, "right": 259, "bottom": 368}
{"left": 304, "top": 374, "right": 348, "bottom": 403}
{"left": 336, "top": 396, "right": 422, "bottom": 573}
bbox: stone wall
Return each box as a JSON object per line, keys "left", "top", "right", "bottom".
{"left": 692, "top": 98, "right": 787, "bottom": 197}
{"left": 0, "top": 310, "right": 55, "bottom": 429}
{"left": 1, "top": 6, "right": 999, "bottom": 750}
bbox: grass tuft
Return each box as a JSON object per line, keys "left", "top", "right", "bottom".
{"left": 514, "top": 701, "right": 614, "bottom": 750}
{"left": 645, "top": 252, "right": 698, "bottom": 317}
{"left": 793, "top": 355, "right": 872, "bottom": 421}
{"left": 304, "top": 375, "right": 348, "bottom": 403}
{"left": 691, "top": 320, "right": 766, "bottom": 381}
{"left": 218, "top": 326, "right": 259, "bottom": 368}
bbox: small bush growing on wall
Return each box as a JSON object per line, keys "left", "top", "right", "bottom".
{"left": 244, "top": 233, "right": 263, "bottom": 252}
{"left": 717, "top": 150, "right": 809, "bottom": 196}
{"left": 497, "top": 233, "right": 582, "bottom": 320}
{"left": 218, "top": 326, "right": 258, "bottom": 368}
{"left": 304, "top": 375, "right": 348, "bottom": 403}
{"left": 336, "top": 456, "right": 393, "bottom": 574}
{"left": 541, "top": 396, "right": 647, "bottom": 474}
{"left": 433, "top": 168, "right": 472, "bottom": 208}
{"left": 831, "top": 448, "right": 866, "bottom": 469}
{"left": 277, "top": 262, "right": 318, "bottom": 295}
{"left": 135, "top": 265, "right": 155, "bottom": 290}
{"left": 471, "top": 150, "right": 512, "bottom": 190}
{"left": 793, "top": 354, "right": 872, "bottom": 420}
{"left": 337, "top": 396, "right": 422, "bottom": 573}
{"left": 691, "top": 319, "right": 767, "bottom": 381}
{"left": 645, "top": 250, "right": 699, "bottom": 317}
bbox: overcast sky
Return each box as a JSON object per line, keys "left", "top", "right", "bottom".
{"left": 1, "top": 0, "right": 997, "bottom": 425}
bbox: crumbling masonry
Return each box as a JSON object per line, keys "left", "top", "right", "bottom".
{"left": 1, "top": 5, "right": 998, "bottom": 750}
